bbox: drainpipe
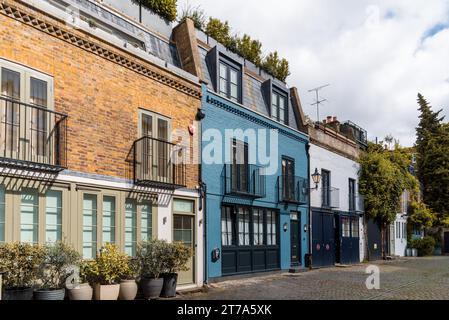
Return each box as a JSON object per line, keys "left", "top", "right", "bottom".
{"left": 306, "top": 142, "right": 313, "bottom": 269}
{"left": 199, "top": 182, "right": 208, "bottom": 285}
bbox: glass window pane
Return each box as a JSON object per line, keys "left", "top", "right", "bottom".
{"left": 157, "top": 118, "right": 168, "bottom": 141}
{"left": 20, "top": 190, "right": 39, "bottom": 244}
{"left": 1, "top": 68, "right": 20, "bottom": 99}
{"left": 30, "top": 78, "right": 48, "bottom": 107}
{"left": 125, "top": 200, "right": 137, "bottom": 256}
{"left": 141, "top": 114, "right": 153, "bottom": 137}
{"left": 219, "top": 63, "right": 227, "bottom": 80}
{"left": 238, "top": 207, "right": 250, "bottom": 246}
{"left": 83, "top": 194, "right": 97, "bottom": 259}
{"left": 103, "top": 196, "right": 115, "bottom": 245}
{"left": 141, "top": 202, "right": 152, "bottom": 241}
{"left": 45, "top": 190, "right": 62, "bottom": 244}
{"left": 219, "top": 78, "right": 227, "bottom": 95}
{"left": 230, "top": 69, "right": 238, "bottom": 84}
{"left": 174, "top": 199, "right": 194, "bottom": 213}
{"left": 230, "top": 83, "right": 238, "bottom": 100}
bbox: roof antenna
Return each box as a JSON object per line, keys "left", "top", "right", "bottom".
{"left": 308, "top": 84, "right": 330, "bottom": 124}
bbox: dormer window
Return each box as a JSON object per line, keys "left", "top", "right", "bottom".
{"left": 271, "top": 89, "right": 288, "bottom": 125}
{"left": 219, "top": 60, "right": 241, "bottom": 103}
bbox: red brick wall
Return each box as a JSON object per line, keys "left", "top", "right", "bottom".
{"left": 0, "top": 1, "right": 201, "bottom": 188}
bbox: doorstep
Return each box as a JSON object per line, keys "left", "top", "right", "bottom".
{"left": 207, "top": 270, "right": 286, "bottom": 284}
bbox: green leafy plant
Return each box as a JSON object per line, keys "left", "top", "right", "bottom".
{"left": 136, "top": 239, "right": 167, "bottom": 279}
{"left": 38, "top": 242, "right": 81, "bottom": 290}
{"left": 409, "top": 236, "right": 436, "bottom": 257}
{"left": 137, "top": 0, "right": 178, "bottom": 22}
{"left": 261, "top": 51, "right": 291, "bottom": 82}
{"left": 178, "top": 4, "right": 206, "bottom": 30}
{"left": 85, "top": 244, "right": 130, "bottom": 285}
{"left": 0, "top": 242, "right": 45, "bottom": 290}
{"left": 121, "top": 258, "right": 139, "bottom": 280}
{"left": 408, "top": 201, "right": 435, "bottom": 230}
{"left": 161, "top": 242, "right": 193, "bottom": 274}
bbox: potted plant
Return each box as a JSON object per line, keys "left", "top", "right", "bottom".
{"left": 118, "top": 258, "right": 138, "bottom": 301}
{"left": 91, "top": 244, "right": 129, "bottom": 300}
{"left": 67, "top": 260, "right": 95, "bottom": 301}
{"left": 0, "top": 242, "right": 45, "bottom": 300}
{"left": 136, "top": 239, "right": 166, "bottom": 299}
{"left": 34, "top": 241, "right": 81, "bottom": 300}
{"left": 160, "top": 242, "right": 193, "bottom": 298}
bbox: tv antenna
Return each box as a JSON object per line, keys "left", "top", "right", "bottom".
{"left": 308, "top": 84, "right": 330, "bottom": 123}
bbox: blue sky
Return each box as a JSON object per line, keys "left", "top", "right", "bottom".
{"left": 178, "top": 0, "right": 449, "bottom": 146}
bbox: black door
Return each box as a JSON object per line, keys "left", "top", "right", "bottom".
{"left": 312, "top": 211, "right": 335, "bottom": 267}
{"left": 338, "top": 215, "right": 361, "bottom": 265}
{"left": 367, "top": 219, "right": 382, "bottom": 261}
{"left": 444, "top": 232, "right": 449, "bottom": 255}
{"left": 221, "top": 205, "right": 280, "bottom": 276}
{"left": 290, "top": 217, "right": 301, "bottom": 266}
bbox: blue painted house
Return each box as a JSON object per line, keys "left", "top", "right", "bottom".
{"left": 173, "top": 20, "right": 311, "bottom": 280}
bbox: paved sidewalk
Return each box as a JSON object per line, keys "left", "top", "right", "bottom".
{"left": 179, "top": 257, "right": 449, "bottom": 300}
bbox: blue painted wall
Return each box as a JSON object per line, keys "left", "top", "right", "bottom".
{"left": 201, "top": 85, "right": 310, "bottom": 280}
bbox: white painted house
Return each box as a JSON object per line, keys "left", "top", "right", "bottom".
{"left": 307, "top": 118, "right": 367, "bottom": 267}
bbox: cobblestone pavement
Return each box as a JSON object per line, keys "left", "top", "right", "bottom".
{"left": 179, "top": 257, "right": 449, "bottom": 300}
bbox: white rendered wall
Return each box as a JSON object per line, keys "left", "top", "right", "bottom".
{"left": 309, "top": 144, "right": 361, "bottom": 212}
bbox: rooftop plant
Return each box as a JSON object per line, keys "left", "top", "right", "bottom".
{"left": 136, "top": 0, "right": 178, "bottom": 22}
{"left": 202, "top": 16, "right": 291, "bottom": 82}
{"left": 179, "top": 3, "right": 206, "bottom": 30}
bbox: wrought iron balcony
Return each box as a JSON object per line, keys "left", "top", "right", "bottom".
{"left": 133, "top": 136, "right": 186, "bottom": 189}
{"left": 349, "top": 194, "right": 365, "bottom": 213}
{"left": 322, "top": 187, "right": 340, "bottom": 209}
{"left": 0, "top": 96, "right": 67, "bottom": 172}
{"left": 278, "top": 175, "right": 308, "bottom": 204}
{"left": 224, "top": 164, "right": 266, "bottom": 199}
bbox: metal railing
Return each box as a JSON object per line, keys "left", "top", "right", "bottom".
{"left": 224, "top": 164, "right": 266, "bottom": 198}
{"left": 0, "top": 96, "right": 67, "bottom": 171}
{"left": 278, "top": 175, "right": 308, "bottom": 204}
{"left": 322, "top": 187, "right": 340, "bottom": 209}
{"left": 133, "top": 136, "right": 186, "bottom": 188}
{"left": 349, "top": 194, "right": 364, "bottom": 213}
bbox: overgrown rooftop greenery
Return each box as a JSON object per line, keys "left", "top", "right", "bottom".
{"left": 179, "top": 5, "right": 291, "bottom": 82}
{"left": 137, "top": 0, "right": 178, "bottom": 22}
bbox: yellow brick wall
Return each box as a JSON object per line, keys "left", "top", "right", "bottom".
{"left": 0, "top": 2, "right": 201, "bottom": 189}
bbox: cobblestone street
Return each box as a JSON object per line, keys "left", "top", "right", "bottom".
{"left": 179, "top": 257, "right": 449, "bottom": 300}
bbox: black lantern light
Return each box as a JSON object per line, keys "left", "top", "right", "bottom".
{"left": 311, "top": 168, "right": 321, "bottom": 189}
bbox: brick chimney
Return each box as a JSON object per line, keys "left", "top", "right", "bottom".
{"left": 327, "top": 116, "right": 340, "bottom": 132}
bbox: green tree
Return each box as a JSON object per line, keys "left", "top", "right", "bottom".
{"left": 359, "top": 143, "right": 413, "bottom": 258}
{"left": 205, "top": 18, "right": 232, "bottom": 47}
{"left": 235, "top": 34, "right": 263, "bottom": 66}
{"left": 261, "top": 51, "right": 291, "bottom": 82}
{"left": 415, "top": 94, "right": 449, "bottom": 226}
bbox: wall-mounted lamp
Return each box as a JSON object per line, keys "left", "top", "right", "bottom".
{"left": 311, "top": 168, "right": 322, "bottom": 190}
{"left": 196, "top": 108, "right": 206, "bottom": 121}
{"left": 304, "top": 224, "right": 308, "bottom": 233}
{"left": 283, "top": 223, "right": 288, "bottom": 232}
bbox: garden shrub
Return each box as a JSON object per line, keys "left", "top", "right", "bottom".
{"left": 410, "top": 236, "right": 436, "bottom": 257}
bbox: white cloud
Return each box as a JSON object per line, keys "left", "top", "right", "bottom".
{"left": 179, "top": 0, "right": 449, "bottom": 146}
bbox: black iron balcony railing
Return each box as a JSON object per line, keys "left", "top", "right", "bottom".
{"left": 278, "top": 175, "right": 308, "bottom": 204}
{"left": 133, "top": 136, "right": 186, "bottom": 189}
{"left": 322, "top": 187, "right": 340, "bottom": 209}
{"left": 0, "top": 96, "right": 67, "bottom": 172}
{"left": 224, "top": 164, "right": 266, "bottom": 199}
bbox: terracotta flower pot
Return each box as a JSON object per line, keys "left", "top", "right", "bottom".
{"left": 34, "top": 288, "right": 65, "bottom": 301}
{"left": 140, "top": 277, "right": 163, "bottom": 300}
{"left": 68, "top": 283, "right": 93, "bottom": 301}
{"left": 93, "top": 283, "right": 120, "bottom": 300}
{"left": 119, "top": 280, "right": 138, "bottom": 301}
